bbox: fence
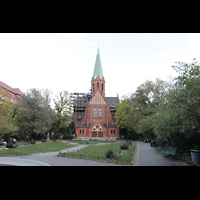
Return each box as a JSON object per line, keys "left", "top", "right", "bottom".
{"left": 59, "top": 143, "right": 137, "bottom": 164}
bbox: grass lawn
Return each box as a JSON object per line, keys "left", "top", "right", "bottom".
{"left": 58, "top": 142, "right": 136, "bottom": 165}
{"left": 0, "top": 141, "right": 76, "bottom": 156}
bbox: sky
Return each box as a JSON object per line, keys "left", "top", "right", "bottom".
{"left": 0, "top": 33, "right": 200, "bottom": 100}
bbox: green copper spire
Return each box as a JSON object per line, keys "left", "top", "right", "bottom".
{"left": 93, "top": 47, "right": 104, "bottom": 79}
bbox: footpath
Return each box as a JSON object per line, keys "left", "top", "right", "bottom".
{"left": 0, "top": 141, "right": 181, "bottom": 166}
{"left": 132, "top": 142, "right": 178, "bottom": 166}
{"left": 0, "top": 142, "right": 116, "bottom": 166}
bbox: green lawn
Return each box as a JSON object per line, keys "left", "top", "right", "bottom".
{"left": 0, "top": 141, "right": 76, "bottom": 156}
{"left": 58, "top": 142, "right": 136, "bottom": 165}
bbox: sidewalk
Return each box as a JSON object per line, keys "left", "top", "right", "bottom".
{"left": 132, "top": 142, "right": 177, "bottom": 166}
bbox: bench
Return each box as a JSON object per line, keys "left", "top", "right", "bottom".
{"left": 163, "top": 146, "right": 177, "bottom": 157}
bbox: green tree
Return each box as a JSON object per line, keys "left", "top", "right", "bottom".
{"left": 0, "top": 90, "right": 18, "bottom": 139}
{"left": 16, "top": 88, "right": 55, "bottom": 140}
{"left": 115, "top": 98, "right": 132, "bottom": 130}
{"left": 53, "top": 91, "right": 73, "bottom": 138}
{"left": 154, "top": 59, "right": 200, "bottom": 152}
{"left": 115, "top": 78, "right": 172, "bottom": 140}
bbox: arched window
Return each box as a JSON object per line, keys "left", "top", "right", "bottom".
{"left": 98, "top": 108, "right": 102, "bottom": 118}
{"left": 93, "top": 83, "right": 94, "bottom": 92}
{"left": 97, "top": 82, "right": 99, "bottom": 88}
{"left": 94, "top": 108, "right": 97, "bottom": 118}
{"left": 102, "top": 83, "right": 103, "bottom": 92}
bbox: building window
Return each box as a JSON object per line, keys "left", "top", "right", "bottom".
{"left": 93, "top": 83, "right": 94, "bottom": 92}
{"left": 97, "top": 82, "right": 99, "bottom": 88}
{"left": 80, "top": 129, "right": 81, "bottom": 134}
{"left": 98, "top": 108, "right": 102, "bottom": 118}
{"left": 94, "top": 108, "right": 97, "bottom": 118}
{"left": 111, "top": 130, "right": 112, "bottom": 134}
{"left": 114, "top": 129, "right": 115, "bottom": 134}
{"left": 102, "top": 83, "right": 103, "bottom": 92}
{"left": 82, "top": 129, "right": 84, "bottom": 134}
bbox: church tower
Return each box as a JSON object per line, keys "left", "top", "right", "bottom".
{"left": 91, "top": 48, "right": 105, "bottom": 97}
{"left": 75, "top": 48, "right": 119, "bottom": 138}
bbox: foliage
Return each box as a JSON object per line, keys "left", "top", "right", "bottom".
{"left": 115, "top": 78, "right": 172, "bottom": 140}
{"left": 16, "top": 88, "right": 55, "bottom": 140}
{"left": 0, "top": 89, "right": 18, "bottom": 138}
{"left": 120, "top": 143, "right": 129, "bottom": 150}
{"left": 115, "top": 58, "right": 200, "bottom": 153}
{"left": 6, "top": 142, "right": 15, "bottom": 148}
{"left": 105, "top": 149, "right": 114, "bottom": 158}
{"left": 154, "top": 59, "right": 200, "bottom": 152}
{"left": 53, "top": 91, "right": 73, "bottom": 136}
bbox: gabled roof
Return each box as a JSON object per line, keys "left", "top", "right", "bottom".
{"left": 0, "top": 81, "right": 23, "bottom": 99}
{"left": 106, "top": 97, "right": 119, "bottom": 107}
{"left": 93, "top": 48, "right": 104, "bottom": 79}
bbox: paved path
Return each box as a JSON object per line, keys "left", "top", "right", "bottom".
{"left": 133, "top": 142, "right": 177, "bottom": 166}
{"left": 0, "top": 144, "right": 116, "bottom": 166}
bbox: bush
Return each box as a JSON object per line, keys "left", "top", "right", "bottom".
{"left": 105, "top": 149, "right": 114, "bottom": 158}
{"left": 30, "top": 140, "right": 35, "bottom": 144}
{"left": 120, "top": 143, "right": 129, "bottom": 150}
{"left": 126, "top": 140, "right": 132, "bottom": 146}
{"left": 6, "top": 142, "right": 15, "bottom": 148}
{"left": 63, "top": 134, "right": 74, "bottom": 140}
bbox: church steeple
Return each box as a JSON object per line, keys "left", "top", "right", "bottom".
{"left": 91, "top": 48, "right": 105, "bottom": 97}
{"left": 93, "top": 47, "right": 104, "bottom": 79}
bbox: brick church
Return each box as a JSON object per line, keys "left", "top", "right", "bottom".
{"left": 74, "top": 48, "right": 120, "bottom": 138}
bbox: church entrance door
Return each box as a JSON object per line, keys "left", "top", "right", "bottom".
{"left": 92, "top": 131, "right": 97, "bottom": 137}
{"left": 92, "top": 131, "right": 103, "bottom": 137}
{"left": 92, "top": 124, "right": 103, "bottom": 137}
{"left": 98, "top": 131, "right": 103, "bottom": 137}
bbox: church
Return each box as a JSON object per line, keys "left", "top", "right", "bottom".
{"left": 74, "top": 48, "right": 120, "bottom": 138}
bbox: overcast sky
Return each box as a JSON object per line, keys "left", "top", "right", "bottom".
{"left": 0, "top": 33, "right": 200, "bottom": 100}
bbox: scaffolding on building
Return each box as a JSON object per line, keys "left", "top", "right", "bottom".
{"left": 71, "top": 92, "right": 92, "bottom": 123}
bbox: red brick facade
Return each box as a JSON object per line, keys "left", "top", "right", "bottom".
{"left": 75, "top": 49, "right": 119, "bottom": 138}
{"left": 0, "top": 81, "right": 22, "bottom": 101}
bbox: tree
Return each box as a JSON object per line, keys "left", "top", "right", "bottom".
{"left": 16, "top": 88, "right": 55, "bottom": 140}
{"left": 115, "top": 78, "right": 173, "bottom": 140}
{"left": 0, "top": 89, "right": 18, "bottom": 139}
{"left": 153, "top": 59, "right": 200, "bottom": 152}
{"left": 54, "top": 91, "right": 73, "bottom": 116}
{"left": 53, "top": 91, "right": 73, "bottom": 138}
{"left": 115, "top": 98, "right": 132, "bottom": 130}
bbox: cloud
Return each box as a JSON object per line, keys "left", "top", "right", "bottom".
{"left": 88, "top": 41, "right": 98, "bottom": 46}
{"left": 60, "top": 33, "right": 87, "bottom": 42}
{"left": 186, "top": 33, "right": 200, "bottom": 62}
